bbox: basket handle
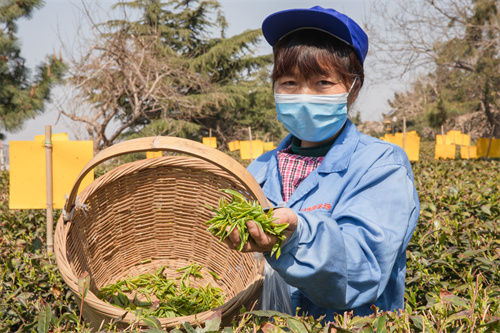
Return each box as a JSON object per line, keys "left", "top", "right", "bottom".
{"left": 63, "top": 136, "right": 270, "bottom": 220}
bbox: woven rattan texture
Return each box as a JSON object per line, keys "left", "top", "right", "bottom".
{"left": 55, "top": 156, "right": 264, "bottom": 329}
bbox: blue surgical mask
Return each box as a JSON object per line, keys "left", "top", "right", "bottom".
{"left": 274, "top": 91, "right": 349, "bottom": 142}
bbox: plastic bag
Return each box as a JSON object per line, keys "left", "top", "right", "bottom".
{"left": 257, "top": 254, "right": 293, "bottom": 314}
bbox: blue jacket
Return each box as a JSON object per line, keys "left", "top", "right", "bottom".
{"left": 247, "top": 120, "right": 419, "bottom": 320}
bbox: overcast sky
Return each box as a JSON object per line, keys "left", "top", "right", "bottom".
{"left": 8, "top": 0, "right": 395, "bottom": 142}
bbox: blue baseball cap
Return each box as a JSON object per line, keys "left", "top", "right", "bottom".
{"left": 262, "top": 6, "right": 369, "bottom": 65}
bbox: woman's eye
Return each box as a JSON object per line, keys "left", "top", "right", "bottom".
{"left": 318, "top": 80, "right": 334, "bottom": 86}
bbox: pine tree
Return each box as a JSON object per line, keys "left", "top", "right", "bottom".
{"left": 0, "top": 0, "right": 66, "bottom": 139}
{"left": 63, "top": 0, "right": 283, "bottom": 151}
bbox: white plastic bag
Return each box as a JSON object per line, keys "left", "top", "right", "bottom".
{"left": 258, "top": 256, "right": 293, "bottom": 314}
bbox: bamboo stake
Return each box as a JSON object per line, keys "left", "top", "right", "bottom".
{"left": 403, "top": 117, "right": 406, "bottom": 150}
{"left": 0, "top": 143, "right": 5, "bottom": 171}
{"left": 486, "top": 124, "right": 495, "bottom": 159}
{"left": 45, "top": 126, "right": 54, "bottom": 253}
{"left": 464, "top": 125, "right": 470, "bottom": 160}
{"left": 248, "top": 127, "right": 253, "bottom": 162}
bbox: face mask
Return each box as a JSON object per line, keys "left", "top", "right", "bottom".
{"left": 274, "top": 92, "right": 348, "bottom": 142}
{"left": 274, "top": 79, "right": 356, "bottom": 142}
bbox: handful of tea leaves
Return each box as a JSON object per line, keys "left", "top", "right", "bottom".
{"left": 205, "top": 189, "right": 289, "bottom": 258}
{"left": 98, "top": 264, "right": 224, "bottom": 318}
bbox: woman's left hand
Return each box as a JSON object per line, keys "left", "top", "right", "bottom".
{"left": 222, "top": 208, "right": 298, "bottom": 253}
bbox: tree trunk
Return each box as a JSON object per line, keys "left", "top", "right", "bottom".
{"left": 481, "top": 85, "right": 500, "bottom": 138}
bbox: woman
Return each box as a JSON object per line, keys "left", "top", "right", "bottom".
{"left": 223, "top": 6, "right": 419, "bottom": 321}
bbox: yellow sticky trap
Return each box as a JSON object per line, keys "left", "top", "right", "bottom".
{"left": 239, "top": 140, "right": 264, "bottom": 160}
{"left": 460, "top": 145, "right": 477, "bottom": 159}
{"left": 52, "top": 141, "right": 94, "bottom": 208}
{"left": 383, "top": 133, "right": 419, "bottom": 160}
{"left": 404, "top": 136, "right": 420, "bottom": 161}
{"left": 228, "top": 140, "right": 240, "bottom": 152}
{"left": 9, "top": 134, "right": 94, "bottom": 209}
{"left": 388, "top": 135, "right": 404, "bottom": 148}
{"left": 446, "top": 130, "right": 462, "bottom": 145}
{"left": 263, "top": 142, "right": 275, "bottom": 152}
{"left": 435, "top": 144, "right": 456, "bottom": 160}
{"left": 406, "top": 131, "right": 419, "bottom": 137}
{"left": 9, "top": 141, "right": 46, "bottom": 209}
{"left": 436, "top": 135, "right": 447, "bottom": 145}
{"left": 146, "top": 151, "right": 162, "bottom": 159}
{"left": 477, "top": 138, "right": 500, "bottom": 157}
{"left": 202, "top": 137, "right": 217, "bottom": 149}
{"left": 490, "top": 139, "right": 500, "bottom": 157}
{"left": 457, "top": 134, "right": 470, "bottom": 146}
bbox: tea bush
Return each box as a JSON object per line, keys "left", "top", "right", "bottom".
{"left": 1, "top": 142, "right": 499, "bottom": 332}
{"left": 0, "top": 172, "right": 82, "bottom": 332}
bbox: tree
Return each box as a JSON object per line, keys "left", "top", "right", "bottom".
{"left": 368, "top": 0, "right": 499, "bottom": 137}
{"left": 60, "top": 0, "right": 283, "bottom": 152}
{"left": 0, "top": 0, "right": 65, "bottom": 139}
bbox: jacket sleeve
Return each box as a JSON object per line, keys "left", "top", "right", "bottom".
{"left": 264, "top": 163, "right": 418, "bottom": 310}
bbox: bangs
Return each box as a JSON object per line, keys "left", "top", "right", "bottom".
{"left": 271, "top": 29, "right": 360, "bottom": 89}
{"left": 273, "top": 45, "right": 347, "bottom": 79}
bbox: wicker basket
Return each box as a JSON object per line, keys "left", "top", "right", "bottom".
{"left": 54, "top": 137, "right": 268, "bottom": 330}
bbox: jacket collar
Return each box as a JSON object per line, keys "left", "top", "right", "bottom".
{"left": 252, "top": 119, "right": 360, "bottom": 184}
{"left": 317, "top": 118, "right": 360, "bottom": 173}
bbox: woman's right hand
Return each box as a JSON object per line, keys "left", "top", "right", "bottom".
{"left": 222, "top": 208, "right": 298, "bottom": 254}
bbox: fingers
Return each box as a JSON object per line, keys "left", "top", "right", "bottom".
{"left": 222, "top": 226, "right": 241, "bottom": 250}
{"left": 247, "top": 221, "right": 275, "bottom": 250}
{"left": 220, "top": 208, "right": 298, "bottom": 253}
{"left": 271, "top": 208, "right": 298, "bottom": 241}
{"left": 223, "top": 224, "right": 254, "bottom": 251}
{"left": 222, "top": 221, "right": 276, "bottom": 253}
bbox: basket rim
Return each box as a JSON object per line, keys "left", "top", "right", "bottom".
{"left": 63, "top": 136, "right": 270, "bottom": 218}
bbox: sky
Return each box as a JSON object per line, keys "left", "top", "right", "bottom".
{"left": 7, "top": 0, "right": 396, "bottom": 142}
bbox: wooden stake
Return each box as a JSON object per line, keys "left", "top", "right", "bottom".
{"left": 45, "top": 126, "right": 54, "bottom": 253}
{"left": 248, "top": 127, "right": 253, "bottom": 162}
{"left": 468, "top": 126, "right": 471, "bottom": 159}
{"left": 0, "top": 143, "right": 5, "bottom": 171}
{"left": 486, "top": 124, "right": 496, "bottom": 159}
{"left": 441, "top": 125, "right": 445, "bottom": 145}
{"left": 403, "top": 117, "right": 407, "bottom": 150}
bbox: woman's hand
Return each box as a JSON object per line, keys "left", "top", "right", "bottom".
{"left": 222, "top": 208, "right": 298, "bottom": 253}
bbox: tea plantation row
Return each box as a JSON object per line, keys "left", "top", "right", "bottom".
{"left": 1, "top": 142, "right": 499, "bottom": 332}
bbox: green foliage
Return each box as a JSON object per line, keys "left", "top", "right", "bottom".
{"left": 410, "top": 145, "right": 500, "bottom": 288}
{"left": 0, "top": 171, "right": 83, "bottom": 332}
{"left": 386, "top": 0, "right": 499, "bottom": 135}
{"left": 205, "top": 189, "right": 286, "bottom": 258}
{"left": 0, "top": 0, "right": 66, "bottom": 139}
{"left": 427, "top": 98, "right": 447, "bottom": 128}
{"left": 97, "top": 264, "right": 225, "bottom": 318}
{"left": 1, "top": 145, "right": 500, "bottom": 331}
{"left": 349, "top": 111, "right": 362, "bottom": 126}
{"left": 71, "top": 0, "right": 283, "bottom": 151}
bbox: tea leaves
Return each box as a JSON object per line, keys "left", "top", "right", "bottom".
{"left": 205, "top": 189, "right": 288, "bottom": 258}
{"left": 97, "top": 264, "right": 225, "bottom": 318}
